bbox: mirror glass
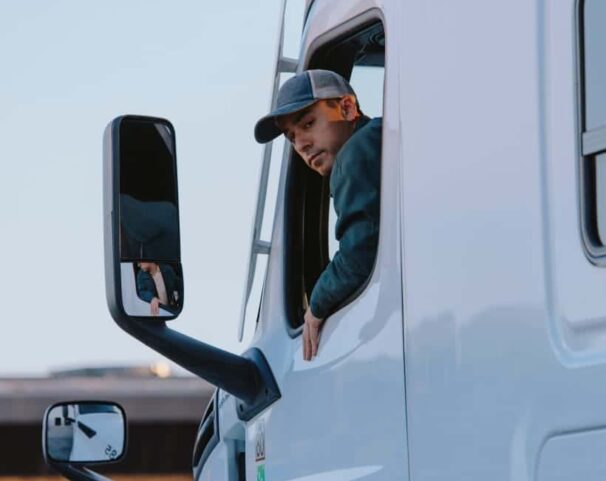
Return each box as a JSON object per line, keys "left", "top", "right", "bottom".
{"left": 117, "top": 117, "right": 183, "bottom": 318}
{"left": 119, "top": 118, "right": 180, "bottom": 262}
{"left": 45, "top": 402, "right": 126, "bottom": 464}
{"left": 122, "top": 261, "right": 183, "bottom": 317}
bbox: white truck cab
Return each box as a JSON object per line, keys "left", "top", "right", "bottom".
{"left": 102, "top": 0, "right": 606, "bottom": 480}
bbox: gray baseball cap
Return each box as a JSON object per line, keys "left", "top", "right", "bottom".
{"left": 254, "top": 69, "right": 355, "bottom": 144}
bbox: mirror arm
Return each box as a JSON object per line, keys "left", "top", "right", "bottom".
{"left": 49, "top": 463, "right": 113, "bottom": 481}
{"left": 116, "top": 320, "right": 280, "bottom": 421}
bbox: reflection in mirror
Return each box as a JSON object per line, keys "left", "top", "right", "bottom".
{"left": 119, "top": 119, "right": 180, "bottom": 262}
{"left": 121, "top": 261, "right": 183, "bottom": 318}
{"left": 45, "top": 402, "right": 125, "bottom": 464}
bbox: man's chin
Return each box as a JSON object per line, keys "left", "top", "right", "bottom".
{"left": 319, "top": 161, "right": 335, "bottom": 177}
{"left": 313, "top": 164, "right": 328, "bottom": 177}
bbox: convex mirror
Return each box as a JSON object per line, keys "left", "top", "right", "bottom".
{"left": 104, "top": 115, "right": 184, "bottom": 321}
{"left": 43, "top": 401, "right": 127, "bottom": 464}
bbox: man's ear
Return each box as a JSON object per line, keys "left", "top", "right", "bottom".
{"left": 339, "top": 95, "right": 359, "bottom": 121}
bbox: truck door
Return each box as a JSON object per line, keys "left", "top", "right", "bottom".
{"left": 238, "top": 3, "right": 409, "bottom": 480}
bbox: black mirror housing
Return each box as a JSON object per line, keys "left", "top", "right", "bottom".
{"left": 43, "top": 401, "right": 127, "bottom": 466}
{"left": 103, "top": 115, "right": 184, "bottom": 322}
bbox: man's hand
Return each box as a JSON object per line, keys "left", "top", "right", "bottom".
{"left": 303, "top": 307, "right": 324, "bottom": 361}
{"left": 150, "top": 297, "right": 160, "bottom": 316}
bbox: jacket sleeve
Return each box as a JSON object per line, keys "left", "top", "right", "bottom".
{"left": 309, "top": 125, "right": 381, "bottom": 319}
{"left": 136, "top": 271, "right": 157, "bottom": 303}
{"left": 160, "top": 264, "right": 182, "bottom": 306}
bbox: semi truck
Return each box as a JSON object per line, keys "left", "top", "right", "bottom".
{"left": 48, "top": 0, "right": 606, "bottom": 479}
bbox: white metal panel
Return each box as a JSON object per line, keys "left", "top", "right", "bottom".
{"left": 400, "top": 0, "right": 545, "bottom": 478}
{"left": 538, "top": 429, "right": 606, "bottom": 480}
{"left": 400, "top": 0, "right": 606, "bottom": 479}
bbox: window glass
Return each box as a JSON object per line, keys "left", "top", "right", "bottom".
{"left": 596, "top": 153, "right": 606, "bottom": 245}
{"left": 584, "top": 0, "right": 606, "bottom": 130}
{"left": 349, "top": 66, "right": 385, "bottom": 120}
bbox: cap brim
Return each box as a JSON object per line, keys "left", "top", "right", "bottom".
{"left": 254, "top": 99, "right": 318, "bottom": 143}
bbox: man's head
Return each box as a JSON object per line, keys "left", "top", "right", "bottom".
{"left": 138, "top": 261, "right": 158, "bottom": 273}
{"left": 255, "top": 70, "right": 361, "bottom": 177}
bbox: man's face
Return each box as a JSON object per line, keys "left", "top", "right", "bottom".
{"left": 276, "top": 98, "right": 356, "bottom": 177}
{"left": 138, "top": 262, "right": 154, "bottom": 273}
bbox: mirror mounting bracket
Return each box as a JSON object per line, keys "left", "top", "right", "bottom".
{"left": 236, "top": 347, "right": 281, "bottom": 421}
{"left": 113, "top": 319, "right": 281, "bottom": 421}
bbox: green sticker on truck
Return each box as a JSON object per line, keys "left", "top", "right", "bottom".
{"left": 257, "top": 464, "right": 266, "bottom": 481}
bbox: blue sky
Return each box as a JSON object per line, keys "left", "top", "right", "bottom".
{"left": 0, "top": 0, "right": 303, "bottom": 375}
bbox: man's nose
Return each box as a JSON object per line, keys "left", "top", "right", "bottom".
{"left": 294, "top": 134, "right": 311, "bottom": 155}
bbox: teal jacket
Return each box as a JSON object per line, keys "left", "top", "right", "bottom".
{"left": 309, "top": 116, "right": 382, "bottom": 319}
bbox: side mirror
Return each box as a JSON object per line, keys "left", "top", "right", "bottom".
{"left": 103, "top": 115, "right": 184, "bottom": 321}
{"left": 102, "top": 116, "right": 280, "bottom": 422}
{"left": 43, "top": 401, "right": 127, "bottom": 481}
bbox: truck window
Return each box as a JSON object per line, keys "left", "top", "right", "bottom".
{"left": 579, "top": 0, "right": 606, "bottom": 260}
{"left": 284, "top": 19, "right": 385, "bottom": 330}
{"left": 328, "top": 64, "right": 385, "bottom": 258}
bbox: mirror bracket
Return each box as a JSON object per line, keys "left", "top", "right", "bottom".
{"left": 111, "top": 319, "right": 281, "bottom": 419}
{"left": 236, "top": 347, "right": 282, "bottom": 421}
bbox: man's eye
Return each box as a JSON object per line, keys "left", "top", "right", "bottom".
{"left": 304, "top": 119, "right": 314, "bottom": 129}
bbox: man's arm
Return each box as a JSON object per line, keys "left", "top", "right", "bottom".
{"left": 150, "top": 297, "right": 160, "bottom": 316}
{"left": 136, "top": 271, "right": 156, "bottom": 303}
{"left": 302, "top": 308, "right": 324, "bottom": 360}
{"left": 309, "top": 121, "right": 381, "bottom": 320}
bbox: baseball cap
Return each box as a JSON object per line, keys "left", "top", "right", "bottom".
{"left": 254, "top": 69, "right": 355, "bottom": 144}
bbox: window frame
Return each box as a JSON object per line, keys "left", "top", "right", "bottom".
{"left": 283, "top": 10, "right": 385, "bottom": 335}
{"left": 577, "top": 0, "right": 606, "bottom": 263}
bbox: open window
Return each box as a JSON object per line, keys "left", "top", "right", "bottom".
{"left": 284, "top": 17, "right": 385, "bottom": 330}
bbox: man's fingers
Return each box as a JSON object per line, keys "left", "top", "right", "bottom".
{"left": 302, "top": 323, "right": 310, "bottom": 361}
{"left": 309, "top": 324, "right": 320, "bottom": 358}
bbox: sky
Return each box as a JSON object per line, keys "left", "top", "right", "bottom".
{"left": 0, "top": 0, "right": 306, "bottom": 376}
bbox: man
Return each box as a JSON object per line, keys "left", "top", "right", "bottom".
{"left": 136, "top": 262, "right": 182, "bottom": 316}
{"left": 255, "top": 69, "right": 381, "bottom": 361}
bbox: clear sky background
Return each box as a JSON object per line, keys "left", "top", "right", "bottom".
{"left": 0, "top": 0, "right": 306, "bottom": 376}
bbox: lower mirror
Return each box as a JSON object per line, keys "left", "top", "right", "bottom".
{"left": 44, "top": 401, "right": 126, "bottom": 464}
{"left": 121, "top": 261, "right": 184, "bottom": 318}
